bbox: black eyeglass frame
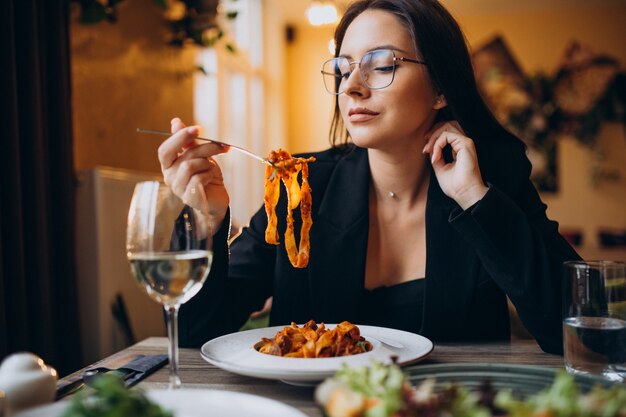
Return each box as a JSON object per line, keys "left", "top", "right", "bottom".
{"left": 321, "top": 49, "right": 427, "bottom": 95}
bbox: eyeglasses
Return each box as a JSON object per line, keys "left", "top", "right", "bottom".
{"left": 321, "top": 49, "right": 427, "bottom": 95}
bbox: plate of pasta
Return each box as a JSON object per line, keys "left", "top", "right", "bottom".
{"left": 200, "top": 321, "right": 433, "bottom": 384}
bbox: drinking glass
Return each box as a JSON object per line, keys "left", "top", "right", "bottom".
{"left": 562, "top": 260, "right": 626, "bottom": 382}
{"left": 126, "top": 181, "right": 213, "bottom": 388}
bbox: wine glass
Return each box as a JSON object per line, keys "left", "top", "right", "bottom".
{"left": 126, "top": 181, "right": 213, "bottom": 389}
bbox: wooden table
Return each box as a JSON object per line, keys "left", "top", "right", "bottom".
{"left": 60, "top": 337, "right": 564, "bottom": 417}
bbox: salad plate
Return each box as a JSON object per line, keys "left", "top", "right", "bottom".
{"left": 200, "top": 324, "right": 433, "bottom": 383}
{"left": 315, "top": 361, "right": 625, "bottom": 417}
{"left": 13, "top": 389, "right": 308, "bottom": 417}
{"left": 405, "top": 363, "right": 618, "bottom": 395}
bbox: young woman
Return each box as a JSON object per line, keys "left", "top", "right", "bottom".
{"left": 157, "top": 0, "right": 579, "bottom": 354}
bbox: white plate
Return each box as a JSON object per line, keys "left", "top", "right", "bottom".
{"left": 201, "top": 324, "right": 433, "bottom": 383}
{"left": 13, "top": 389, "right": 307, "bottom": 417}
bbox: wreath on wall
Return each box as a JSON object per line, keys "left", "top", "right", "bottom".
{"left": 70, "top": 0, "right": 238, "bottom": 51}
{"left": 473, "top": 37, "right": 626, "bottom": 191}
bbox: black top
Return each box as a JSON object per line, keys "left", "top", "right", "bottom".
{"left": 357, "top": 279, "right": 425, "bottom": 334}
{"left": 179, "top": 146, "right": 581, "bottom": 354}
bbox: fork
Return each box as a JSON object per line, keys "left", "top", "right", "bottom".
{"left": 137, "top": 128, "right": 274, "bottom": 167}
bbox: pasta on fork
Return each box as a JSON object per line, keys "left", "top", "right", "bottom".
{"left": 264, "top": 149, "right": 316, "bottom": 268}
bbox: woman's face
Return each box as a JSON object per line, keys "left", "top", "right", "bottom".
{"left": 338, "top": 9, "right": 441, "bottom": 151}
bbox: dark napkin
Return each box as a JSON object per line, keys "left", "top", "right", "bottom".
{"left": 106, "top": 355, "right": 168, "bottom": 387}
{"left": 56, "top": 354, "right": 168, "bottom": 399}
{"left": 96, "top": 354, "right": 168, "bottom": 387}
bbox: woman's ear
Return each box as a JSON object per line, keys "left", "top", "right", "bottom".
{"left": 433, "top": 95, "right": 447, "bottom": 110}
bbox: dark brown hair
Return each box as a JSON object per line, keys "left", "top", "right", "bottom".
{"left": 329, "top": 0, "right": 514, "bottom": 150}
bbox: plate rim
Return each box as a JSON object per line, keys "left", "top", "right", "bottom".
{"left": 13, "top": 388, "right": 309, "bottom": 417}
{"left": 404, "top": 362, "right": 619, "bottom": 389}
{"left": 146, "top": 388, "right": 309, "bottom": 417}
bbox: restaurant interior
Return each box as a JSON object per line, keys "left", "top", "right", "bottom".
{"left": 1, "top": 0, "right": 626, "bottom": 413}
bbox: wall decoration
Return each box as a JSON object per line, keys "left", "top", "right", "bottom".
{"left": 473, "top": 36, "right": 626, "bottom": 192}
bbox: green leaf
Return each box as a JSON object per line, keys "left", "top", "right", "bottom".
{"left": 226, "top": 11, "right": 238, "bottom": 20}
{"left": 60, "top": 374, "right": 173, "bottom": 417}
{"left": 334, "top": 362, "right": 406, "bottom": 416}
{"left": 79, "top": 3, "right": 108, "bottom": 24}
{"left": 225, "top": 43, "right": 236, "bottom": 53}
{"left": 152, "top": 0, "right": 168, "bottom": 10}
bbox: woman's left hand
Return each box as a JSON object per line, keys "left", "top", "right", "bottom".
{"left": 423, "top": 121, "right": 489, "bottom": 210}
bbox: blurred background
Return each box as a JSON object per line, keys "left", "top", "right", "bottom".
{"left": 2, "top": 0, "right": 625, "bottom": 376}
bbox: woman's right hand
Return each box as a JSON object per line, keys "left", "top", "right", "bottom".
{"left": 158, "top": 117, "right": 230, "bottom": 234}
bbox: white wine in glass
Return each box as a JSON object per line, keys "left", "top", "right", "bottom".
{"left": 126, "top": 181, "right": 212, "bottom": 388}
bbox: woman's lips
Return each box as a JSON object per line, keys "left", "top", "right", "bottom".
{"left": 348, "top": 107, "right": 379, "bottom": 123}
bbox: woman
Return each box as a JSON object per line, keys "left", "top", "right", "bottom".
{"left": 158, "top": 0, "right": 579, "bottom": 354}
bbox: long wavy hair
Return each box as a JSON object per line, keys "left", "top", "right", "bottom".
{"left": 329, "top": 0, "right": 519, "bottom": 151}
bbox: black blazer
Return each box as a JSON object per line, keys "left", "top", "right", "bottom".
{"left": 178, "top": 145, "right": 580, "bottom": 354}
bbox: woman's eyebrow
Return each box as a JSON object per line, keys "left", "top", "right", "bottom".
{"left": 338, "top": 45, "right": 413, "bottom": 58}
{"left": 373, "top": 44, "right": 412, "bottom": 54}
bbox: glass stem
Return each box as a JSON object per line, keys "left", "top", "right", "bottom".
{"left": 165, "top": 304, "right": 181, "bottom": 389}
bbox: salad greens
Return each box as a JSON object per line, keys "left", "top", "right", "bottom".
{"left": 496, "top": 371, "right": 626, "bottom": 417}
{"left": 332, "top": 361, "right": 406, "bottom": 417}
{"left": 60, "top": 374, "right": 172, "bottom": 417}
{"left": 315, "top": 362, "right": 626, "bottom": 417}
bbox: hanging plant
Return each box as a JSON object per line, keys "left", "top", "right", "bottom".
{"left": 157, "top": 0, "right": 238, "bottom": 51}
{"left": 71, "top": 0, "right": 126, "bottom": 23}
{"left": 70, "top": 0, "right": 238, "bottom": 52}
